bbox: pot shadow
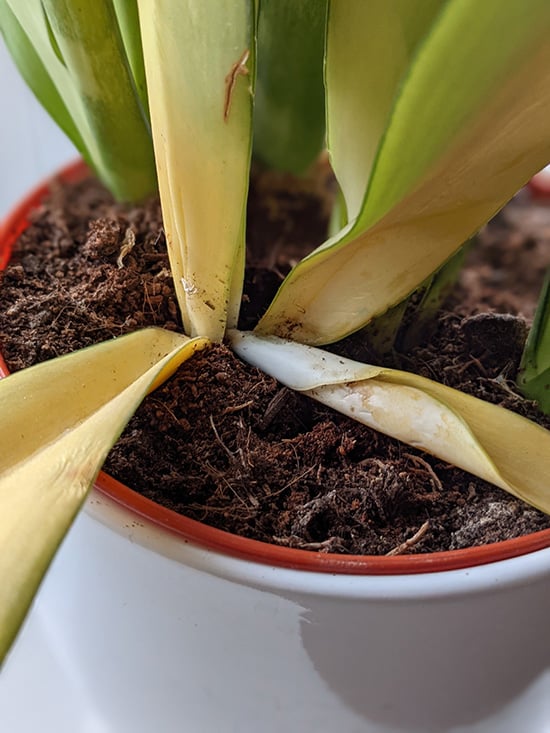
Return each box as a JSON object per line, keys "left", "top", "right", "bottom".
{"left": 297, "top": 578, "right": 550, "bottom": 732}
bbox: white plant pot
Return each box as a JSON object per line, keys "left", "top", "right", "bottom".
{"left": 1, "top": 491, "right": 550, "bottom": 733}
{"left": 1, "top": 164, "right": 550, "bottom": 733}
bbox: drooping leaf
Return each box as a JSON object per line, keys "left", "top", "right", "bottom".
{"left": 230, "top": 331, "right": 550, "bottom": 513}
{"left": 138, "top": 0, "right": 256, "bottom": 342}
{"left": 253, "top": 0, "right": 328, "bottom": 175}
{"left": 0, "top": 328, "right": 207, "bottom": 663}
{"left": 4, "top": 0, "right": 156, "bottom": 201}
{"left": 518, "top": 270, "right": 550, "bottom": 413}
{"left": 258, "top": 0, "right": 550, "bottom": 345}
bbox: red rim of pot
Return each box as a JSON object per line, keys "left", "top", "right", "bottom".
{"left": 2, "top": 159, "right": 550, "bottom": 575}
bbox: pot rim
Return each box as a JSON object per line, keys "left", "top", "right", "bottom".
{"left": 2, "top": 159, "right": 550, "bottom": 576}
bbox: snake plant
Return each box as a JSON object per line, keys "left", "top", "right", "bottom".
{"left": 1, "top": 0, "right": 550, "bottom": 662}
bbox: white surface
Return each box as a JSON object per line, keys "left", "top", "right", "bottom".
{"left": 0, "top": 38, "right": 76, "bottom": 219}
{"left": 1, "top": 492, "right": 550, "bottom": 733}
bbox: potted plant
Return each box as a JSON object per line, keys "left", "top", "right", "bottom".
{"left": 1, "top": 1, "right": 550, "bottom": 730}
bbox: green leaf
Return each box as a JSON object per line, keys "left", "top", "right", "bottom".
{"left": 5, "top": 0, "right": 156, "bottom": 201}
{"left": 258, "top": 0, "right": 550, "bottom": 345}
{"left": 230, "top": 331, "right": 550, "bottom": 514}
{"left": 326, "top": 0, "right": 445, "bottom": 222}
{"left": 253, "top": 0, "right": 328, "bottom": 175}
{"left": 397, "top": 242, "right": 469, "bottom": 352}
{"left": 353, "top": 242, "right": 467, "bottom": 360}
{"left": 138, "top": 0, "right": 256, "bottom": 341}
{"left": 363, "top": 299, "right": 409, "bottom": 360}
{"left": 112, "top": 0, "right": 150, "bottom": 118}
{"left": 0, "top": 0, "right": 89, "bottom": 161}
{"left": 519, "top": 270, "right": 550, "bottom": 413}
{"left": 0, "top": 328, "right": 207, "bottom": 664}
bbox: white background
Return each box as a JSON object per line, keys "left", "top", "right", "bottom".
{"left": 0, "top": 38, "right": 76, "bottom": 218}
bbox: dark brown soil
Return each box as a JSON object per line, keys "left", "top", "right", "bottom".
{"left": 1, "top": 171, "right": 550, "bottom": 555}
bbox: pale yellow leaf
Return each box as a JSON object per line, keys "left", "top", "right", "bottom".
{"left": 0, "top": 328, "right": 207, "bottom": 662}
{"left": 138, "top": 0, "right": 255, "bottom": 340}
{"left": 230, "top": 331, "right": 550, "bottom": 513}
{"left": 258, "top": 0, "right": 550, "bottom": 344}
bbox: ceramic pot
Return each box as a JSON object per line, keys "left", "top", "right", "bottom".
{"left": 1, "top": 163, "right": 550, "bottom": 733}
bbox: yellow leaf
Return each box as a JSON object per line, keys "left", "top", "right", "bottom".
{"left": 138, "top": 0, "right": 256, "bottom": 340}
{"left": 326, "top": 0, "right": 444, "bottom": 222}
{"left": 258, "top": 0, "right": 550, "bottom": 344}
{"left": 230, "top": 331, "right": 550, "bottom": 512}
{"left": 0, "top": 328, "right": 207, "bottom": 662}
